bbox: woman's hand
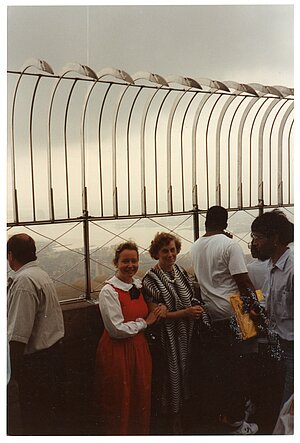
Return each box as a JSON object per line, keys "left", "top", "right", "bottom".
{"left": 154, "top": 303, "right": 168, "bottom": 320}
{"left": 145, "top": 310, "right": 159, "bottom": 326}
{"left": 185, "top": 305, "right": 204, "bottom": 319}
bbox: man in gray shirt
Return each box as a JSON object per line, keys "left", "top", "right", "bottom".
{"left": 251, "top": 210, "right": 294, "bottom": 410}
{"left": 7, "top": 233, "right": 65, "bottom": 435}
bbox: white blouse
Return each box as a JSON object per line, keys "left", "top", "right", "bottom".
{"left": 99, "top": 275, "right": 147, "bottom": 339}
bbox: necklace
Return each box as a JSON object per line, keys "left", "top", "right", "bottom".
{"left": 157, "top": 264, "right": 176, "bottom": 283}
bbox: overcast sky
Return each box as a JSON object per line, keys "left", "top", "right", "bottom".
{"left": 6, "top": 2, "right": 294, "bottom": 87}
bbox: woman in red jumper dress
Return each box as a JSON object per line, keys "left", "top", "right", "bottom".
{"left": 95, "top": 242, "right": 160, "bottom": 435}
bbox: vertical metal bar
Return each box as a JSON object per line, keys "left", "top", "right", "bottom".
{"left": 29, "top": 76, "right": 42, "bottom": 221}
{"left": 237, "top": 97, "right": 260, "bottom": 208}
{"left": 112, "top": 84, "right": 132, "bottom": 217}
{"left": 248, "top": 98, "right": 268, "bottom": 206}
{"left": 48, "top": 78, "right": 64, "bottom": 221}
{"left": 226, "top": 96, "right": 247, "bottom": 209}
{"left": 192, "top": 204, "right": 200, "bottom": 241}
{"left": 10, "top": 61, "right": 54, "bottom": 224}
{"left": 126, "top": 87, "right": 143, "bottom": 215}
{"left": 98, "top": 84, "right": 113, "bottom": 217}
{"left": 140, "top": 87, "right": 164, "bottom": 215}
{"left": 47, "top": 64, "right": 96, "bottom": 221}
{"left": 154, "top": 90, "right": 172, "bottom": 214}
{"left": 82, "top": 188, "right": 91, "bottom": 299}
{"left": 63, "top": 80, "right": 78, "bottom": 219}
{"left": 206, "top": 94, "right": 223, "bottom": 208}
{"left": 167, "top": 89, "right": 190, "bottom": 213}
{"left": 81, "top": 78, "right": 101, "bottom": 215}
{"left": 180, "top": 92, "right": 198, "bottom": 212}
{"left": 277, "top": 102, "right": 294, "bottom": 206}
{"left": 287, "top": 120, "right": 294, "bottom": 205}
{"left": 268, "top": 100, "right": 288, "bottom": 205}
{"left": 11, "top": 73, "right": 25, "bottom": 224}
{"left": 191, "top": 92, "right": 213, "bottom": 209}
{"left": 215, "top": 94, "right": 238, "bottom": 208}
{"left": 258, "top": 99, "right": 279, "bottom": 206}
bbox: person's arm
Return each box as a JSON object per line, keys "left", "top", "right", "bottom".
{"left": 165, "top": 305, "right": 204, "bottom": 319}
{"left": 232, "top": 272, "right": 263, "bottom": 317}
{"left": 9, "top": 341, "right": 25, "bottom": 380}
{"left": 232, "top": 272, "right": 256, "bottom": 296}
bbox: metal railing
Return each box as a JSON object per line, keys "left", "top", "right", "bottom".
{"left": 7, "top": 59, "right": 294, "bottom": 301}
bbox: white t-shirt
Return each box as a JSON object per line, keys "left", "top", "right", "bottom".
{"left": 190, "top": 234, "right": 248, "bottom": 321}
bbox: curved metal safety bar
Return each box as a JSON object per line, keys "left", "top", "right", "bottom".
{"left": 237, "top": 97, "right": 261, "bottom": 208}
{"left": 111, "top": 82, "right": 135, "bottom": 217}
{"left": 277, "top": 103, "right": 294, "bottom": 205}
{"left": 10, "top": 58, "right": 54, "bottom": 224}
{"left": 180, "top": 92, "right": 200, "bottom": 212}
{"left": 132, "top": 71, "right": 169, "bottom": 87}
{"left": 268, "top": 99, "right": 290, "bottom": 204}
{"left": 197, "top": 78, "right": 230, "bottom": 92}
{"left": 166, "top": 88, "right": 193, "bottom": 213}
{"left": 215, "top": 94, "right": 240, "bottom": 206}
{"left": 226, "top": 95, "right": 249, "bottom": 208}
{"left": 165, "top": 76, "right": 202, "bottom": 212}
{"left": 80, "top": 67, "right": 133, "bottom": 215}
{"left": 153, "top": 89, "right": 172, "bottom": 214}
{"left": 287, "top": 120, "right": 294, "bottom": 205}
{"left": 47, "top": 63, "right": 97, "bottom": 220}
{"left": 257, "top": 98, "right": 283, "bottom": 205}
{"left": 222, "top": 81, "right": 258, "bottom": 97}
{"left": 206, "top": 93, "right": 227, "bottom": 208}
{"left": 166, "top": 75, "right": 202, "bottom": 90}
{"left": 94, "top": 67, "right": 134, "bottom": 217}
{"left": 132, "top": 72, "right": 169, "bottom": 215}
{"left": 8, "top": 64, "right": 294, "bottom": 225}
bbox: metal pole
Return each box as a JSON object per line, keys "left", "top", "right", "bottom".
{"left": 258, "top": 198, "right": 264, "bottom": 216}
{"left": 193, "top": 203, "right": 200, "bottom": 241}
{"left": 82, "top": 187, "right": 91, "bottom": 299}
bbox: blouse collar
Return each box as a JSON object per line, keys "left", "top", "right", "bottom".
{"left": 107, "top": 275, "right": 142, "bottom": 291}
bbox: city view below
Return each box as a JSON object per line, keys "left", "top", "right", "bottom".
{"left": 7, "top": 207, "right": 294, "bottom": 302}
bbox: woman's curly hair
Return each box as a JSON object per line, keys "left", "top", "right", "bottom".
{"left": 148, "top": 232, "right": 181, "bottom": 260}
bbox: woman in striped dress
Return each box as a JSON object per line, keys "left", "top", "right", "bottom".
{"left": 142, "top": 232, "right": 204, "bottom": 434}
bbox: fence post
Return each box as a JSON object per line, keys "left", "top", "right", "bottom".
{"left": 192, "top": 204, "right": 200, "bottom": 241}
{"left": 83, "top": 187, "right": 91, "bottom": 299}
{"left": 258, "top": 199, "right": 264, "bottom": 216}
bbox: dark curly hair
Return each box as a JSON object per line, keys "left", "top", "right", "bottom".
{"left": 113, "top": 241, "right": 139, "bottom": 266}
{"left": 251, "top": 209, "right": 294, "bottom": 246}
{"left": 148, "top": 232, "right": 181, "bottom": 260}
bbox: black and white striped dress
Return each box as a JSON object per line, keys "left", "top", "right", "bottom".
{"left": 142, "top": 263, "right": 195, "bottom": 415}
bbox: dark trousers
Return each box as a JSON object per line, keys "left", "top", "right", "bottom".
{"left": 199, "top": 320, "right": 255, "bottom": 425}
{"left": 280, "top": 339, "right": 294, "bottom": 407}
{"left": 8, "top": 340, "right": 65, "bottom": 435}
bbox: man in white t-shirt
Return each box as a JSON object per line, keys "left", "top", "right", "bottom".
{"left": 190, "top": 206, "right": 259, "bottom": 435}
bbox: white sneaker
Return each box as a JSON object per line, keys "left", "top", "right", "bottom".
{"left": 244, "top": 399, "right": 256, "bottom": 421}
{"left": 230, "top": 420, "right": 259, "bottom": 435}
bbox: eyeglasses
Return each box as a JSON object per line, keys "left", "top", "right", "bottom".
{"left": 250, "top": 233, "right": 268, "bottom": 241}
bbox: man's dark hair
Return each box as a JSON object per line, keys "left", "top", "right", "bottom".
{"left": 205, "top": 206, "right": 228, "bottom": 231}
{"left": 251, "top": 209, "right": 294, "bottom": 246}
{"left": 7, "top": 233, "right": 37, "bottom": 264}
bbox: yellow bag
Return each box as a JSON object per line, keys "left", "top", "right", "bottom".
{"left": 230, "top": 290, "right": 264, "bottom": 340}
